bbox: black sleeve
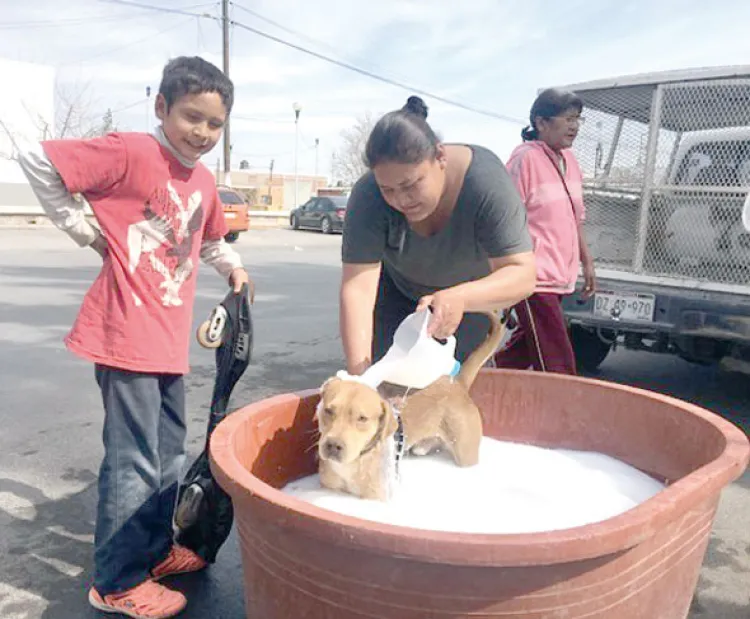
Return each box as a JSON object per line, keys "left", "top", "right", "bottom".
{"left": 474, "top": 157, "right": 533, "bottom": 258}
{"left": 341, "top": 173, "right": 388, "bottom": 264}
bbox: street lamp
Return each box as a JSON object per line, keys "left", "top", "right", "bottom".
{"left": 314, "top": 137, "right": 320, "bottom": 177}
{"left": 293, "top": 101, "right": 301, "bottom": 208}
{"left": 145, "top": 86, "right": 151, "bottom": 132}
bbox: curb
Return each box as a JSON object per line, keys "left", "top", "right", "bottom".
{"left": 0, "top": 214, "right": 291, "bottom": 230}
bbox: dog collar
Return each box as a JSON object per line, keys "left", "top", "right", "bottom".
{"left": 392, "top": 406, "right": 406, "bottom": 480}
{"left": 357, "top": 404, "right": 406, "bottom": 481}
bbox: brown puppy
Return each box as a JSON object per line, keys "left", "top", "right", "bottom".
{"left": 316, "top": 311, "right": 504, "bottom": 501}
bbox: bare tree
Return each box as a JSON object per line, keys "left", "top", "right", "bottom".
{"left": 331, "top": 112, "right": 375, "bottom": 186}
{"left": 50, "top": 82, "right": 116, "bottom": 139}
{"left": 0, "top": 118, "right": 20, "bottom": 160}
{"left": 23, "top": 82, "right": 116, "bottom": 141}
{"left": 0, "top": 83, "right": 120, "bottom": 162}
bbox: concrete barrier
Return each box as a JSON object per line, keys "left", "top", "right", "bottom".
{"left": 248, "top": 210, "right": 291, "bottom": 229}
{"left": 0, "top": 208, "right": 293, "bottom": 230}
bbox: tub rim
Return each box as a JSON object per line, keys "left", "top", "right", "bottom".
{"left": 209, "top": 369, "right": 749, "bottom": 566}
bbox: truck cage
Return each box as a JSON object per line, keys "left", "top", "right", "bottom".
{"left": 554, "top": 65, "right": 750, "bottom": 294}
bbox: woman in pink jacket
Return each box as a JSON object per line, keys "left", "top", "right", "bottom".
{"left": 494, "top": 88, "right": 596, "bottom": 374}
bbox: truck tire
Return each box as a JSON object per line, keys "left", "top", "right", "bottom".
{"left": 569, "top": 325, "right": 612, "bottom": 374}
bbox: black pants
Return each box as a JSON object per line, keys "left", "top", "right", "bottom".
{"left": 372, "top": 268, "right": 491, "bottom": 365}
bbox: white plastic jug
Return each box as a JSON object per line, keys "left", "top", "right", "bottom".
{"left": 355, "top": 308, "right": 461, "bottom": 389}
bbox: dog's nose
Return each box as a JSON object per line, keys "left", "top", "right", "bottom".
{"left": 323, "top": 439, "right": 344, "bottom": 460}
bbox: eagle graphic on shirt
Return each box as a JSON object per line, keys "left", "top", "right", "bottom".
{"left": 126, "top": 181, "right": 204, "bottom": 307}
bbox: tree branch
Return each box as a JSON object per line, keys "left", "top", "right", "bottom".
{"left": 332, "top": 112, "right": 375, "bottom": 186}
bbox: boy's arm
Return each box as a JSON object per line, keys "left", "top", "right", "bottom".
{"left": 200, "top": 189, "right": 251, "bottom": 295}
{"left": 199, "top": 238, "right": 244, "bottom": 280}
{"left": 17, "top": 134, "right": 127, "bottom": 249}
{"left": 17, "top": 142, "right": 101, "bottom": 248}
{"left": 199, "top": 238, "right": 251, "bottom": 296}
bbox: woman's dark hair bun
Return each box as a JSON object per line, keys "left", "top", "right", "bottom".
{"left": 521, "top": 125, "right": 538, "bottom": 142}
{"left": 403, "top": 95, "right": 428, "bottom": 120}
{"left": 365, "top": 95, "right": 438, "bottom": 168}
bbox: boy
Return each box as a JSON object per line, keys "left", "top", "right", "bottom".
{"left": 18, "top": 56, "right": 250, "bottom": 618}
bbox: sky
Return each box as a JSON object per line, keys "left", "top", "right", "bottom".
{"left": 1, "top": 0, "right": 750, "bottom": 182}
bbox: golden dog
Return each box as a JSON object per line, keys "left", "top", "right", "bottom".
{"left": 316, "top": 311, "right": 504, "bottom": 501}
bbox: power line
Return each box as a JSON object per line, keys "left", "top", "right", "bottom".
{"left": 232, "top": 151, "right": 292, "bottom": 159}
{"left": 230, "top": 3, "right": 349, "bottom": 63}
{"left": 0, "top": 13, "right": 146, "bottom": 30}
{"left": 97, "top": 0, "right": 523, "bottom": 124}
{"left": 232, "top": 115, "right": 294, "bottom": 123}
{"left": 74, "top": 98, "right": 149, "bottom": 130}
{"left": 230, "top": 2, "right": 431, "bottom": 102}
{"left": 0, "top": 2, "right": 214, "bottom": 29}
{"left": 229, "top": 20, "right": 523, "bottom": 124}
{"left": 110, "top": 98, "right": 149, "bottom": 115}
{"left": 100, "top": 0, "right": 220, "bottom": 22}
{"left": 58, "top": 17, "right": 195, "bottom": 67}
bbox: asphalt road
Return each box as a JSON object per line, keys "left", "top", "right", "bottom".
{"left": 0, "top": 227, "right": 747, "bottom": 619}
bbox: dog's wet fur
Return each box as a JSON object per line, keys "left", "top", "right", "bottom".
{"left": 316, "top": 311, "right": 505, "bottom": 501}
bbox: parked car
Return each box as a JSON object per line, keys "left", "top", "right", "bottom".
{"left": 289, "top": 195, "right": 348, "bottom": 234}
{"left": 217, "top": 185, "right": 250, "bottom": 243}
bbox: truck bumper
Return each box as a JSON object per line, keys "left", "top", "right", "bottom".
{"left": 562, "top": 278, "right": 750, "bottom": 343}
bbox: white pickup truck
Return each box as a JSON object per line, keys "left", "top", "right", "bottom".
{"left": 552, "top": 66, "right": 750, "bottom": 372}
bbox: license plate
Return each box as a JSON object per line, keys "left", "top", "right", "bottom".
{"left": 224, "top": 212, "right": 237, "bottom": 219}
{"left": 593, "top": 291, "right": 655, "bottom": 322}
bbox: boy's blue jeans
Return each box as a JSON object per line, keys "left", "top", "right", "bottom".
{"left": 93, "top": 365, "right": 187, "bottom": 596}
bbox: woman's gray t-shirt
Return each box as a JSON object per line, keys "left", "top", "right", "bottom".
{"left": 341, "top": 144, "right": 533, "bottom": 301}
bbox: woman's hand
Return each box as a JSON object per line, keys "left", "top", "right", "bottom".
{"left": 416, "top": 288, "right": 466, "bottom": 339}
{"left": 581, "top": 256, "right": 596, "bottom": 299}
{"left": 578, "top": 226, "right": 596, "bottom": 299}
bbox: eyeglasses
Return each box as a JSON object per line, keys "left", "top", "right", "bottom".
{"left": 558, "top": 115, "right": 586, "bottom": 126}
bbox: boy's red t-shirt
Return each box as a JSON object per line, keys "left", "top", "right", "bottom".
{"left": 43, "top": 132, "right": 229, "bottom": 375}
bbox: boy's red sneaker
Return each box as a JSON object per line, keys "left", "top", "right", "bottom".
{"left": 150, "top": 544, "right": 207, "bottom": 580}
{"left": 88, "top": 580, "right": 186, "bottom": 619}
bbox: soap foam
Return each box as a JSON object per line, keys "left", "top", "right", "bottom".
{"left": 282, "top": 437, "right": 665, "bottom": 534}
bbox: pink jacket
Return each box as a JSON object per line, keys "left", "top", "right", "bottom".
{"left": 506, "top": 140, "right": 585, "bottom": 294}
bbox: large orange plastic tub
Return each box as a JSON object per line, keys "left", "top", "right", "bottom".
{"left": 209, "top": 369, "right": 749, "bottom": 619}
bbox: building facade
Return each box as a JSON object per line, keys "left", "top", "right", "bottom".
{"left": 214, "top": 169, "right": 330, "bottom": 210}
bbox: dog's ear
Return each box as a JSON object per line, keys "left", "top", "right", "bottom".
{"left": 380, "top": 400, "right": 398, "bottom": 438}
{"left": 319, "top": 376, "right": 340, "bottom": 394}
{"left": 313, "top": 399, "right": 324, "bottom": 421}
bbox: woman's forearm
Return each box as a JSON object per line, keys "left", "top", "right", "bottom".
{"left": 340, "top": 290, "right": 374, "bottom": 374}
{"left": 451, "top": 251, "right": 536, "bottom": 312}
{"left": 339, "top": 264, "right": 381, "bottom": 375}
{"left": 578, "top": 224, "right": 594, "bottom": 265}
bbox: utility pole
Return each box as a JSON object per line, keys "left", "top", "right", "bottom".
{"left": 222, "top": 0, "right": 231, "bottom": 183}
{"left": 293, "top": 102, "right": 301, "bottom": 208}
